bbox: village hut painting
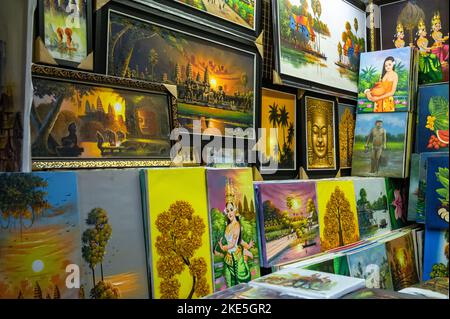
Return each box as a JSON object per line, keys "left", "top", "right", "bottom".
{"left": 276, "top": 0, "right": 366, "bottom": 93}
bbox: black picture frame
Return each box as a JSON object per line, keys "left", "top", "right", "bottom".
{"left": 272, "top": 0, "right": 367, "bottom": 100}
{"left": 35, "top": 0, "right": 93, "bottom": 70}
{"left": 258, "top": 83, "right": 299, "bottom": 180}
{"left": 31, "top": 64, "right": 178, "bottom": 170}
{"left": 300, "top": 91, "right": 340, "bottom": 178}
{"left": 95, "top": 0, "right": 262, "bottom": 142}
{"left": 144, "top": 0, "right": 262, "bottom": 40}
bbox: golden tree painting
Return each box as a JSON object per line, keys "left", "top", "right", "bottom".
{"left": 155, "top": 200, "right": 211, "bottom": 299}
{"left": 338, "top": 106, "right": 355, "bottom": 168}
{"left": 321, "top": 186, "right": 359, "bottom": 251}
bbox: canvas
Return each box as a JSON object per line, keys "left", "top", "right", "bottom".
{"left": 106, "top": 11, "right": 256, "bottom": 137}
{"left": 38, "top": 0, "right": 91, "bottom": 67}
{"left": 415, "top": 152, "right": 448, "bottom": 223}
{"left": 260, "top": 88, "right": 296, "bottom": 171}
{"left": 380, "top": 0, "right": 449, "bottom": 83}
{"left": 143, "top": 167, "right": 213, "bottom": 299}
{"left": 385, "top": 178, "right": 408, "bottom": 230}
{"left": 0, "top": 1, "right": 35, "bottom": 171}
{"left": 251, "top": 268, "right": 365, "bottom": 299}
{"left": 0, "top": 172, "right": 81, "bottom": 299}
{"left": 304, "top": 96, "right": 336, "bottom": 171}
{"left": 175, "top": 0, "right": 256, "bottom": 30}
{"left": 31, "top": 66, "right": 174, "bottom": 168}
{"left": 425, "top": 155, "right": 449, "bottom": 229}
{"left": 357, "top": 47, "right": 412, "bottom": 113}
{"left": 275, "top": 0, "right": 366, "bottom": 93}
{"left": 342, "top": 288, "right": 423, "bottom": 299}
{"left": 386, "top": 233, "right": 419, "bottom": 291}
{"left": 316, "top": 180, "right": 359, "bottom": 251}
{"left": 416, "top": 83, "right": 449, "bottom": 153}
{"left": 407, "top": 154, "right": 419, "bottom": 222}
{"left": 77, "top": 170, "right": 149, "bottom": 299}
{"left": 338, "top": 104, "right": 356, "bottom": 169}
{"left": 206, "top": 168, "right": 261, "bottom": 292}
{"left": 423, "top": 229, "right": 449, "bottom": 281}
{"left": 347, "top": 244, "right": 393, "bottom": 290}
{"left": 351, "top": 112, "right": 409, "bottom": 178}
{"left": 256, "top": 181, "right": 321, "bottom": 267}
{"left": 353, "top": 178, "right": 391, "bottom": 239}
{"left": 304, "top": 255, "right": 350, "bottom": 277}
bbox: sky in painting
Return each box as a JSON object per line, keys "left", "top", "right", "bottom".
{"left": 355, "top": 112, "right": 408, "bottom": 136}
{"left": 0, "top": 172, "right": 80, "bottom": 299}
{"left": 359, "top": 47, "right": 411, "bottom": 77}
{"left": 110, "top": 12, "right": 255, "bottom": 95}
{"left": 353, "top": 178, "right": 387, "bottom": 203}
{"left": 259, "top": 181, "right": 316, "bottom": 215}
{"left": 207, "top": 168, "right": 254, "bottom": 212}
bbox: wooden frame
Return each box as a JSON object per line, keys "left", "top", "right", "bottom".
{"left": 31, "top": 64, "right": 178, "bottom": 170}
{"left": 35, "top": 0, "right": 93, "bottom": 70}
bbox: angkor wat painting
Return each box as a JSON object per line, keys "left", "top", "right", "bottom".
{"left": 106, "top": 11, "right": 256, "bottom": 137}
{"left": 31, "top": 76, "right": 171, "bottom": 161}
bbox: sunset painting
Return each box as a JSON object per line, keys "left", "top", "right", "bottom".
{"left": 31, "top": 77, "right": 171, "bottom": 159}
{"left": 107, "top": 11, "right": 256, "bottom": 137}
{"left": 78, "top": 170, "right": 149, "bottom": 299}
{"left": 0, "top": 172, "right": 81, "bottom": 299}
{"left": 256, "top": 181, "right": 320, "bottom": 267}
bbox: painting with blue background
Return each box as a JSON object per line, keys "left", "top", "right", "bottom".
{"left": 425, "top": 155, "right": 449, "bottom": 229}
{"left": 416, "top": 83, "right": 449, "bottom": 153}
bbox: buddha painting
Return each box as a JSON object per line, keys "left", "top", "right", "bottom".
{"left": 305, "top": 97, "right": 336, "bottom": 170}
{"left": 137, "top": 107, "right": 157, "bottom": 136}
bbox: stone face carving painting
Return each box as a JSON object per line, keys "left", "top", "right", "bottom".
{"left": 305, "top": 96, "right": 336, "bottom": 170}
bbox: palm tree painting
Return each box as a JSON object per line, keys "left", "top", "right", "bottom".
{"left": 261, "top": 89, "right": 297, "bottom": 171}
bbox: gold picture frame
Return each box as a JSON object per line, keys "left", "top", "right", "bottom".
{"left": 31, "top": 64, "right": 178, "bottom": 170}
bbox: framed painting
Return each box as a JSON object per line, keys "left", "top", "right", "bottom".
{"left": 0, "top": 172, "right": 82, "bottom": 299}
{"left": 380, "top": 0, "right": 449, "bottom": 84}
{"left": 145, "top": 0, "right": 261, "bottom": 38}
{"left": 35, "top": 0, "right": 93, "bottom": 70}
{"left": 357, "top": 47, "right": 414, "bottom": 113}
{"left": 31, "top": 64, "right": 177, "bottom": 169}
{"left": 260, "top": 88, "right": 297, "bottom": 172}
{"left": 273, "top": 0, "right": 366, "bottom": 95}
{"left": 303, "top": 96, "right": 336, "bottom": 171}
{"left": 416, "top": 83, "right": 449, "bottom": 153}
{"left": 351, "top": 112, "right": 411, "bottom": 178}
{"left": 338, "top": 103, "right": 356, "bottom": 169}
{"left": 96, "top": 3, "right": 260, "bottom": 139}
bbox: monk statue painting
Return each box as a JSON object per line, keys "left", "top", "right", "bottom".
{"left": 364, "top": 56, "right": 398, "bottom": 112}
